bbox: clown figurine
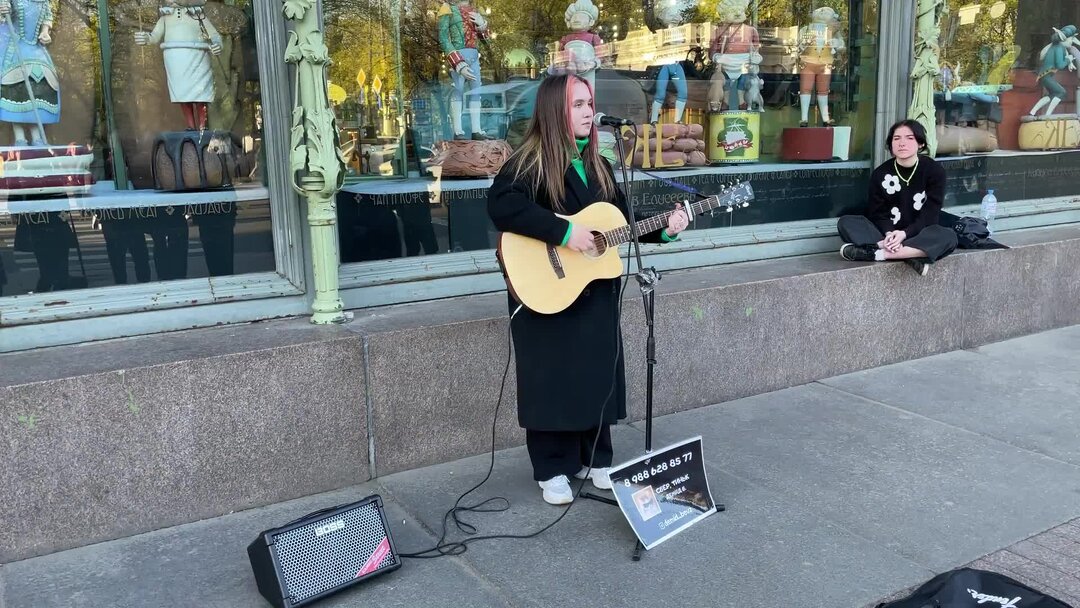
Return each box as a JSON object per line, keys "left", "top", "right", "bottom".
{"left": 438, "top": 0, "right": 494, "bottom": 140}
{"left": 1029, "top": 25, "right": 1077, "bottom": 117}
{"left": 134, "top": 0, "right": 223, "bottom": 131}
{"left": 0, "top": 0, "right": 60, "bottom": 146}
{"left": 797, "top": 6, "right": 845, "bottom": 126}
{"left": 707, "top": 0, "right": 760, "bottom": 113}
{"left": 555, "top": 0, "right": 603, "bottom": 89}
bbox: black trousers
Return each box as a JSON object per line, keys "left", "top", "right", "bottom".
{"left": 837, "top": 215, "right": 958, "bottom": 262}
{"left": 101, "top": 218, "right": 150, "bottom": 285}
{"left": 150, "top": 214, "right": 189, "bottom": 281}
{"left": 194, "top": 213, "right": 237, "bottom": 277}
{"left": 526, "top": 425, "right": 613, "bottom": 482}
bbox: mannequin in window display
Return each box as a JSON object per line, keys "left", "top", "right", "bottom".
{"left": 438, "top": 0, "right": 494, "bottom": 141}
{"left": 707, "top": 0, "right": 760, "bottom": 113}
{"left": 553, "top": 0, "right": 603, "bottom": 90}
{"left": 797, "top": 6, "right": 844, "bottom": 127}
{"left": 646, "top": 0, "right": 697, "bottom": 124}
{"left": 135, "top": 1, "right": 242, "bottom": 191}
{"left": 0, "top": 0, "right": 94, "bottom": 195}
{"left": 134, "top": 0, "right": 223, "bottom": 132}
{"left": 1018, "top": 25, "right": 1080, "bottom": 151}
{"left": 1029, "top": 25, "right": 1077, "bottom": 117}
{"left": 0, "top": 0, "right": 58, "bottom": 146}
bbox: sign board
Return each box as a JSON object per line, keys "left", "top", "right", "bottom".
{"left": 607, "top": 436, "right": 716, "bottom": 550}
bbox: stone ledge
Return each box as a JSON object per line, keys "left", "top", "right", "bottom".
{"left": 1, "top": 223, "right": 1078, "bottom": 562}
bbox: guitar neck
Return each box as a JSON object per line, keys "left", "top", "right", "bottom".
{"left": 603, "top": 194, "right": 722, "bottom": 246}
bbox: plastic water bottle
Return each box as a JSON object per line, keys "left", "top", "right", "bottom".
{"left": 980, "top": 189, "right": 998, "bottom": 235}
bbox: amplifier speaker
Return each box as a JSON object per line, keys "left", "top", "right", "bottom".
{"left": 247, "top": 495, "right": 402, "bottom": 608}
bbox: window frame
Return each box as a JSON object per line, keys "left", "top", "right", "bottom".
{"left": 0, "top": 0, "right": 307, "bottom": 349}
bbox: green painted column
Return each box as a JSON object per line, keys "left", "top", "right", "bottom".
{"left": 908, "top": 0, "right": 945, "bottom": 157}
{"left": 283, "top": 0, "right": 348, "bottom": 323}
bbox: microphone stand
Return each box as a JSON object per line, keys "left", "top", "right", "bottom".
{"left": 578, "top": 125, "right": 691, "bottom": 561}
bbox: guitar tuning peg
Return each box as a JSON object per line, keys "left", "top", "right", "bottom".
{"left": 725, "top": 205, "right": 734, "bottom": 213}
{"left": 741, "top": 201, "right": 750, "bottom": 208}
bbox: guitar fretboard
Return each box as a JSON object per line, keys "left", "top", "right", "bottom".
{"left": 600, "top": 183, "right": 752, "bottom": 246}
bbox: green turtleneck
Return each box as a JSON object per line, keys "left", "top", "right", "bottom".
{"left": 560, "top": 138, "right": 591, "bottom": 247}
{"left": 571, "top": 137, "right": 589, "bottom": 186}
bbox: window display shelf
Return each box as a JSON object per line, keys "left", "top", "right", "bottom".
{"left": 0, "top": 182, "right": 270, "bottom": 216}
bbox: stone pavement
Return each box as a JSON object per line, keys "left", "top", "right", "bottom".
{"left": 2, "top": 325, "right": 1079, "bottom": 608}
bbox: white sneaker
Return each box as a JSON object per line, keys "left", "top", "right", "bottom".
{"left": 538, "top": 475, "right": 574, "bottom": 505}
{"left": 575, "top": 466, "right": 613, "bottom": 490}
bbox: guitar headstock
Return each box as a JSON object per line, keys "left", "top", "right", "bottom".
{"left": 714, "top": 181, "right": 755, "bottom": 213}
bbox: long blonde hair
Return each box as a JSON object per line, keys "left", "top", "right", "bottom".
{"left": 502, "top": 74, "right": 616, "bottom": 211}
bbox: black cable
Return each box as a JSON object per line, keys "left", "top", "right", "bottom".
{"left": 400, "top": 251, "right": 634, "bottom": 559}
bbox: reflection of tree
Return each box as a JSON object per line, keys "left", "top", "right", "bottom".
{"left": 939, "top": 0, "right": 1019, "bottom": 85}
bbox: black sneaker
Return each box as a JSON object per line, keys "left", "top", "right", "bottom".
{"left": 840, "top": 244, "right": 877, "bottom": 262}
{"left": 905, "top": 258, "right": 930, "bottom": 276}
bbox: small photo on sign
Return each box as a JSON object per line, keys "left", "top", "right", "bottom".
{"left": 632, "top": 486, "right": 663, "bottom": 522}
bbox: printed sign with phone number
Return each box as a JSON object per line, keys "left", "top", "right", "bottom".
{"left": 607, "top": 436, "right": 717, "bottom": 550}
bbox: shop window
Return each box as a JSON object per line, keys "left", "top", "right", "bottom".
{"left": 0, "top": 1, "right": 271, "bottom": 299}
{"left": 330, "top": 0, "right": 880, "bottom": 265}
{"left": 933, "top": 0, "right": 1080, "bottom": 205}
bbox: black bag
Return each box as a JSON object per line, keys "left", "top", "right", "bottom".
{"left": 877, "top": 568, "right": 1074, "bottom": 608}
{"left": 939, "top": 211, "right": 1008, "bottom": 250}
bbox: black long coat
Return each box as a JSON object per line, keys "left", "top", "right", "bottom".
{"left": 487, "top": 161, "right": 662, "bottom": 431}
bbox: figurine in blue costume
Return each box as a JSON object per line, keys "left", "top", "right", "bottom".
{"left": 0, "top": 0, "right": 60, "bottom": 146}
{"left": 1029, "top": 24, "right": 1077, "bottom": 117}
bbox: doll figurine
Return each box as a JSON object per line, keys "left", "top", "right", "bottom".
{"left": 797, "top": 6, "right": 844, "bottom": 126}
{"left": 646, "top": 0, "right": 697, "bottom": 123}
{"left": 0, "top": 0, "right": 60, "bottom": 146}
{"left": 134, "top": 0, "right": 223, "bottom": 131}
{"left": 438, "top": 0, "right": 494, "bottom": 140}
{"left": 1029, "top": 25, "right": 1078, "bottom": 117}
{"left": 707, "top": 0, "right": 760, "bottom": 112}
{"left": 556, "top": 0, "right": 603, "bottom": 89}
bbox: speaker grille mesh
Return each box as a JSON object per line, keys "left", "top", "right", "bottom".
{"left": 273, "top": 502, "right": 398, "bottom": 603}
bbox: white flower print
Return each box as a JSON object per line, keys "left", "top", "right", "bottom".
{"left": 890, "top": 207, "right": 901, "bottom": 225}
{"left": 881, "top": 174, "right": 901, "bottom": 195}
{"left": 913, "top": 191, "right": 926, "bottom": 211}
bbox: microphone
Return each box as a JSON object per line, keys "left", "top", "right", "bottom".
{"left": 593, "top": 113, "right": 635, "bottom": 127}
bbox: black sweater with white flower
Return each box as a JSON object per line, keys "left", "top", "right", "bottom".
{"left": 866, "top": 155, "right": 946, "bottom": 238}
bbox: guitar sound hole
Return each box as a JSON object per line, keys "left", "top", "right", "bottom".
{"left": 587, "top": 232, "right": 607, "bottom": 258}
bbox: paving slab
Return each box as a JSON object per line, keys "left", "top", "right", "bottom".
{"left": 377, "top": 424, "right": 933, "bottom": 608}
{"left": 821, "top": 343, "right": 1080, "bottom": 466}
{"left": 640, "top": 382, "right": 1080, "bottom": 571}
{"left": 0, "top": 484, "right": 511, "bottom": 608}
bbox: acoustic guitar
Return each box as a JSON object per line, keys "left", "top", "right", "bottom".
{"left": 497, "top": 181, "right": 754, "bottom": 314}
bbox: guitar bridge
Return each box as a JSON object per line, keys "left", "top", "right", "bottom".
{"left": 547, "top": 245, "right": 566, "bottom": 279}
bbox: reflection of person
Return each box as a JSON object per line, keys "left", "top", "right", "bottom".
{"left": 632, "top": 486, "right": 663, "bottom": 521}
{"left": 797, "top": 7, "right": 844, "bottom": 127}
{"left": 396, "top": 203, "right": 439, "bottom": 256}
{"left": 149, "top": 209, "right": 190, "bottom": 280}
{"left": 838, "top": 120, "right": 957, "bottom": 276}
{"left": 14, "top": 212, "right": 73, "bottom": 292}
{"left": 192, "top": 206, "right": 236, "bottom": 276}
{"left": 437, "top": 0, "right": 493, "bottom": 140}
{"left": 707, "top": 0, "right": 760, "bottom": 112}
{"left": 134, "top": 0, "right": 223, "bottom": 131}
{"left": 487, "top": 74, "right": 689, "bottom": 505}
{"left": 0, "top": 0, "right": 61, "bottom": 146}
{"left": 99, "top": 214, "right": 151, "bottom": 284}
